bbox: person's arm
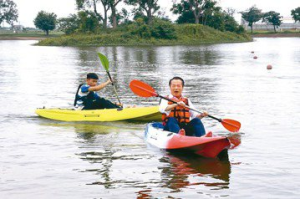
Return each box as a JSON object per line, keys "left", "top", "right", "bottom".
{"left": 165, "top": 101, "right": 185, "bottom": 111}
{"left": 159, "top": 99, "right": 169, "bottom": 113}
{"left": 88, "top": 80, "right": 111, "bottom": 91}
{"left": 189, "top": 100, "right": 208, "bottom": 119}
{"left": 196, "top": 111, "right": 208, "bottom": 119}
{"left": 160, "top": 98, "right": 186, "bottom": 112}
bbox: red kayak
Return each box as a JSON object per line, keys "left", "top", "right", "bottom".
{"left": 144, "top": 123, "right": 231, "bottom": 158}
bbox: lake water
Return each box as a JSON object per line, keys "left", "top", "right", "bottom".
{"left": 0, "top": 38, "right": 300, "bottom": 198}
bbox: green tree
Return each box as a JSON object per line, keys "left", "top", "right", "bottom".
{"left": 77, "top": 11, "right": 100, "bottom": 32}
{"left": 150, "top": 18, "right": 177, "bottom": 39}
{"left": 58, "top": 14, "right": 79, "bottom": 35}
{"left": 109, "top": 0, "right": 122, "bottom": 28}
{"left": 205, "top": 11, "right": 225, "bottom": 31}
{"left": 58, "top": 11, "right": 100, "bottom": 34}
{"left": 34, "top": 11, "right": 57, "bottom": 35}
{"left": 171, "top": 1, "right": 194, "bottom": 24}
{"left": 132, "top": 9, "right": 147, "bottom": 22}
{"left": 201, "top": 0, "right": 220, "bottom": 25}
{"left": 172, "top": 1, "right": 242, "bottom": 33}
{"left": 241, "top": 6, "right": 262, "bottom": 33}
{"left": 0, "top": 0, "right": 18, "bottom": 25}
{"left": 125, "top": 0, "right": 159, "bottom": 25}
{"left": 76, "top": 0, "right": 110, "bottom": 29}
{"left": 171, "top": 0, "right": 220, "bottom": 25}
{"left": 119, "top": 8, "right": 131, "bottom": 25}
{"left": 128, "top": 18, "right": 177, "bottom": 39}
{"left": 223, "top": 9, "right": 242, "bottom": 33}
{"left": 263, "top": 11, "right": 282, "bottom": 33}
{"left": 109, "top": 8, "right": 131, "bottom": 26}
{"left": 291, "top": 7, "right": 300, "bottom": 23}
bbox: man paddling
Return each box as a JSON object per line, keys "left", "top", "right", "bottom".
{"left": 159, "top": 77, "right": 210, "bottom": 137}
{"left": 74, "top": 73, "right": 121, "bottom": 110}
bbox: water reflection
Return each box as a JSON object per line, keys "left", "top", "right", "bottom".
{"left": 159, "top": 153, "right": 231, "bottom": 191}
{"left": 38, "top": 121, "right": 122, "bottom": 133}
{"left": 136, "top": 189, "right": 152, "bottom": 199}
{"left": 80, "top": 150, "right": 115, "bottom": 189}
{"left": 180, "top": 47, "right": 221, "bottom": 65}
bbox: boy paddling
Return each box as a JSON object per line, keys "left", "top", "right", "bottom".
{"left": 74, "top": 73, "right": 121, "bottom": 110}
{"left": 159, "top": 77, "right": 210, "bottom": 137}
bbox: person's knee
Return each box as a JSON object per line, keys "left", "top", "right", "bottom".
{"left": 191, "top": 118, "right": 202, "bottom": 124}
{"left": 168, "top": 117, "right": 177, "bottom": 123}
{"left": 167, "top": 117, "right": 179, "bottom": 126}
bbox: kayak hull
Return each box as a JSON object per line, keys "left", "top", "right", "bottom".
{"left": 145, "top": 123, "right": 230, "bottom": 158}
{"left": 35, "top": 106, "right": 161, "bottom": 122}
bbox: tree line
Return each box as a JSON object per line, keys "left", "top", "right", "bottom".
{"left": 1, "top": 0, "right": 300, "bottom": 36}
{"left": 40, "top": 0, "right": 249, "bottom": 36}
{"left": 241, "top": 6, "right": 300, "bottom": 33}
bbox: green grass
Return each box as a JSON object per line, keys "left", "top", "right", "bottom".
{"left": 249, "top": 29, "right": 300, "bottom": 34}
{"left": 0, "top": 29, "right": 64, "bottom": 38}
{"left": 37, "top": 24, "right": 252, "bottom": 46}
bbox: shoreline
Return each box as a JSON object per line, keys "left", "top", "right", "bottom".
{"left": 251, "top": 33, "right": 300, "bottom": 38}
{"left": 0, "top": 36, "right": 47, "bottom": 40}
{"left": 1, "top": 34, "right": 299, "bottom": 42}
{"left": 0, "top": 36, "right": 251, "bottom": 46}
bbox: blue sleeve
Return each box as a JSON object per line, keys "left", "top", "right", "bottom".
{"left": 81, "top": 85, "right": 90, "bottom": 93}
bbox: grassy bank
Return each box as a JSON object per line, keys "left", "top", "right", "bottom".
{"left": 250, "top": 30, "right": 300, "bottom": 37}
{"left": 37, "top": 24, "right": 251, "bottom": 46}
{"left": 0, "top": 30, "right": 64, "bottom": 40}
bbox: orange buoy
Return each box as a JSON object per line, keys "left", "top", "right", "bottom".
{"left": 253, "top": 56, "right": 258, "bottom": 59}
{"left": 267, "top": 65, "right": 272, "bottom": 70}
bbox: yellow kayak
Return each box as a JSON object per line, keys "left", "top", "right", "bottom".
{"left": 35, "top": 106, "right": 161, "bottom": 122}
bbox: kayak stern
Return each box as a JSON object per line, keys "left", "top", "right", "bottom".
{"left": 145, "top": 122, "right": 231, "bottom": 158}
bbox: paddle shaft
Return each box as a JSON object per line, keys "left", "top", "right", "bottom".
{"left": 159, "top": 95, "right": 222, "bottom": 122}
{"left": 132, "top": 83, "right": 223, "bottom": 122}
{"left": 160, "top": 95, "right": 241, "bottom": 129}
{"left": 106, "top": 71, "right": 122, "bottom": 107}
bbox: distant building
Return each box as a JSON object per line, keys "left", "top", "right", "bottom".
{"left": 243, "top": 17, "right": 300, "bottom": 31}
{"left": 11, "top": 25, "right": 24, "bottom": 33}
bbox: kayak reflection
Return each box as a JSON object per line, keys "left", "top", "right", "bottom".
{"left": 36, "top": 119, "right": 142, "bottom": 136}
{"left": 159, "top": 153, "right": 231, "bottom": 191}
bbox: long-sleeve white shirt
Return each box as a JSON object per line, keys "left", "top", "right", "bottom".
{"left": 159, "top": 94, "right": 199, "bottom": 119}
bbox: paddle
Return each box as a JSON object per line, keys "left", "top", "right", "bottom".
{"left": 129, "top": 79, "right": 241, "bottom": 133}
{"left": 97, "top": 52, "right": 122, "bottom": 107}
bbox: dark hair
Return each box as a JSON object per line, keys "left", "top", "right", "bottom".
{"left": 169, "top": 76, "right": 185, "bottom": 87}
{"left": 87, "top": 73, "right": 98, "bottom": 80}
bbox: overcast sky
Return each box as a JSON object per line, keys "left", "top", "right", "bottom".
{"left": 10, "top": 0, "right": 300, "bottom": 27}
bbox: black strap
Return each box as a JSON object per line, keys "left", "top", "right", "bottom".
{"left": 74, "top": 84, "right": 84, "bottom": 106}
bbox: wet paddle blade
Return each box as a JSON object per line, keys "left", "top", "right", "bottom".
{"left": 97, "top": 52, "right": 109, "bottom": 71}
{"left": 221, "top": 119, "right": 241, "bottom": 133}
{"left": 129, "top": 80, "right": 158, "bottom": 97}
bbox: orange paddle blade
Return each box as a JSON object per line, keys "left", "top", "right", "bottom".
{"left": 221, "top": 119, "right": 241, "bottom": 133}
{"left": 129, "top": 80, "right": 158, "bottom": 97}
